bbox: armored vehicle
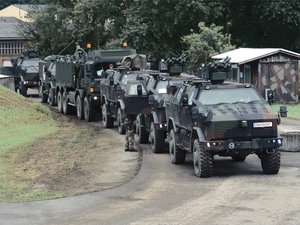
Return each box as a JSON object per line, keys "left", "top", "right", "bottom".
{"left": 46, "top": 44, "right": 136, "bottom": 122}
{"left": 135, "top": 73, "right": 196, "bottom": 153}
{"left": 100, "top": 54, "right": 152, "bottom": 132}
{"left": 165, "top": 60, "right": 286, "bottom": 178}
{"left": 13, "top": 49, "right": 40, "bottom": 96}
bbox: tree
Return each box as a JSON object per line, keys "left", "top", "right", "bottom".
{"left": 182, "top": 22, "right": 235, "bottom": 70}
{"left": 121, "top": 0, "right": 206, "bottom": 59}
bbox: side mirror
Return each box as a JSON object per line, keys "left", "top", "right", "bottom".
{"left": 148, "top": 95, "right": 155, "bottom": 105}
{"left": 137, "top": 84, "right": 143, "bottom": 96}
{"left": 279, "top": 106, "right": 287, "bottom": 117}
{"left": 167, "top": 85, "right": 177, "bottom": 95}
{"left": 265, "top": 89, "right": 274, "bottom": 105}
{"left": 46, "top": 71, "right": 51, "bottom": 77}
{"left": 181, "top": 93, "right": 189, "bottom": 106}
{"left": 109, "top": 76, "right": 114, "bottom": 86}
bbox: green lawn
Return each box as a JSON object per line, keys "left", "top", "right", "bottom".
{"left": 271, "top": 104, "right": 300, "bottom": 120}
{"left": 0, "top": 86, "right": 59, "bottom": 202}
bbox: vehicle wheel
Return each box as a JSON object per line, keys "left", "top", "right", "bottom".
{"left": 57, "top": 91, "right": 63, "bottom": 113}
{"left": 193, "top": 139, "right": 213, "bottom": 178}
{"left": 169, "top": 129, "right": 186, "bottom": 164}
{"left": 84, "top": 96, "right": 94, "bottom": 122}
{"left": 20, "top": 84, "right": 27, "bottom": 97}
{"left": 102, "top": 104, "right": 114, "bottom": 128}
{"left": 62, "top": 92, "right": 70, "bottom": 115}
{"left": 136, "top": 115, "right": 149, "bottom": 143}
{"left": 149, "top": 122, "right": 165, "bottom": 153}
{"left": 260, "top": 148, "right": 280, "bottom": 174}
{"left": 117, "top": 108, "right": 126, "bottom": 135}
{"left": 231, "top": 155, "right": 247, "bottom": 162}
{"left": 49, "top": 88, "right": 56, "bottom": 106}
{"left": 41, "top": 91, "right": 48, "bottom": 103}
{"left": 76, "top": 95, "right": 84, "bottom": 120}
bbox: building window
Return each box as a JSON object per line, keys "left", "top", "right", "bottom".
{"left": 0, "top": 41, "right": 25, "bottom": 56}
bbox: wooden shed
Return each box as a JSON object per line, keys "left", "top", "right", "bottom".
{"left": 212, "top": 48, "right": 300, "bottom": 103}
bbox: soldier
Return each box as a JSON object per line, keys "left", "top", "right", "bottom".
{"left": 124, "top": 115, "right": 136, "bottom": 151}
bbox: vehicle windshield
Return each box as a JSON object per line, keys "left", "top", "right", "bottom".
{"left": 21, "top": 60, "right": 39, "bottom": 73}
{"left": 121, "top": 74, "right": 138, "bottom": 84}
{"left": 126, "top": 83, "right": 147, "bottom": 95}
{"left": 198, "top": 88, "right": 263, "bottom": 105}
{"left": 155, "top": 80, "right": 183, "bottom": 94}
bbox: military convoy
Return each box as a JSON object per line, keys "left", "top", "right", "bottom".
{"left": 12, "top": 49, "right": 40, "bottom": 96}
{"left": 165, "top": 60, "right": 286, "bottom": 177}
{"left": 34, "top": 43, "right": 288, "bottom": 178}
{"left": 39, "top": 44, "right": 136, "bottom": 121}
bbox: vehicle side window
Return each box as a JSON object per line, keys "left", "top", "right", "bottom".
{"left": 174, "top": 86, "right": 185, "bottom": 104}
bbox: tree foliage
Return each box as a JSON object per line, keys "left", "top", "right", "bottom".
{"left": 17, "top": 0, "right": 300, "bottom": 65}
{"left": 121, "top": 0, "right": 206, "bottom": 59}
{"left": 182, "top": 22, "right": 235, "bottom": 70}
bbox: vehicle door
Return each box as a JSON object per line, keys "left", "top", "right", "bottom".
{"left": 179, "top": 86, "right": 195, "bottom": 149}
{"left": 172, "top": 85, "right": 186, "bottom": 127}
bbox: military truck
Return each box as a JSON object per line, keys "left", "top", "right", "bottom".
{"left": 12, "top": 49, "right": 40, "bottom": 96}
{"left": 135, "top": 73, "right": 196, "bottom": 153}
{"left": 46, "top": 44, "right": 136, "bottom": 122}
{"left": 165, "top": 60, "right": 287, "bottom": 178}
{"left": 100, "top": 54, "right": 152, "bottom": 132}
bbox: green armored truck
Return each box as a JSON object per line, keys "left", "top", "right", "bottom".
{"left": 13, "top": 49, "right": 40, "bottom": 96}
{"left": 43, "top": 44, "right": 136, "bottom": 121}
{"left": 165, "top": 60, "right": 287, "bottom": 178}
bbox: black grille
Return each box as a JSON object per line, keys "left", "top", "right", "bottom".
{"left": 205, "top": 120, "right": 277, "bottom": 141}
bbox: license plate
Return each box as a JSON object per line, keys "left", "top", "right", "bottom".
{"left": 253, "top": 122, "right": 272, "bottom": 128}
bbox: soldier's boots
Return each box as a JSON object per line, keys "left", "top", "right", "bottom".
{"left": 125, "top": 129, "right": 137, "bottom": 152}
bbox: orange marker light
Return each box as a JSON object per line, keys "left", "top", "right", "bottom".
{"left": 87, "top": 43, "right": 92, "bottom": 49}
{"left": 90, "top": 87, "right": 94, "bottom": 93}
{"left": 122, "top": 42, "right": 128, "bottom": 47}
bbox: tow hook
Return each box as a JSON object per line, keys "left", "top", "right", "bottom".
{"left": 266, "top": 149, "right": 275, "bottom": 154}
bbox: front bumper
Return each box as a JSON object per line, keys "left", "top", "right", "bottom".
{"left": 201, "top": 137, "right": 283, "bottom": 151}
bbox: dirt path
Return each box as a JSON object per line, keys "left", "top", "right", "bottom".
{"left": 5, "top": 102, "right": 141, "bottom": 201}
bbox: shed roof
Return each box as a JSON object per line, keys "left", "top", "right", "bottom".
{"left": 0, "top": 17, "right": 25, "bottom": 40}
{"left": 12, "top": 4, "right": 47, "bottom": 12}
{"left": 212, "top": 48, "right": 300, "bottom": 65}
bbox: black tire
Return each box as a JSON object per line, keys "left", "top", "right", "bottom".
{"left": 49, "top": 88, "right": 56, "bottom": 106}
{"left": 20, "top": 84, "right": 27, "bottom": 97}
{"left": 135, "top": 115, "right": 149, "bottom": 144}
{"left": 169, "top": 129, "right": 186, "bottom": 164}
{"left": 62, "top": 92, "right": 71, "bottom": 115}
{"left": 76, "top": 95, "right": 84, "bottom": 120}
{"left": 231, "top": 155, "right": 247, "bottom": 162}
{"left": 193, "top": 139, "right": 213, "bottom": 178}
{"left": 260, "top": 148, "right": 280, "bottom": 174}
{"left": 84, "top": 96, "right": 94, "bottom": 122}
{"left": 41, "top": 91, "right": 48, "bottom": 103}
{"left": 57, "top": 91, "right": 63, "bottom": 113}
{"left": 117, "top": 108, "right": 126, "bottom": 135}
{"left": 102, "top": 104, "right": 114, "bottom": 128}
{"left": 149, "top": 122, "right": 165, "bottom": 153}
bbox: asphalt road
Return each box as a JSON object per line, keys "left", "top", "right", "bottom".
{"left": 1, "top": 90, "right": 300, "bottom": 225}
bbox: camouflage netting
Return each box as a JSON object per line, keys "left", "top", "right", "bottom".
{"left": 122, "top": 54, "right": 147, "bottom": 70}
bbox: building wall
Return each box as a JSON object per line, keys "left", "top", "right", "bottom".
{"left": 257, "top": 53, "right": 299, "bottom": 103}
{"left": 0, "top": 6, "right": 28, "bottom": 22}
{"left": 0, "top": 40, "right": 26, "bottom": 66}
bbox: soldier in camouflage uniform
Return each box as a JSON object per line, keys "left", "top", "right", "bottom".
{"left": 124, "top": 115, "right": 136, "bottom": 151}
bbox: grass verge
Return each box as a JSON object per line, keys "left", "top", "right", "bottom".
{"left": 0, "top": 86, "right": 60, "bottom": 202}
{"left": 271, "top": 104, "right": 300, "bottom": 120}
